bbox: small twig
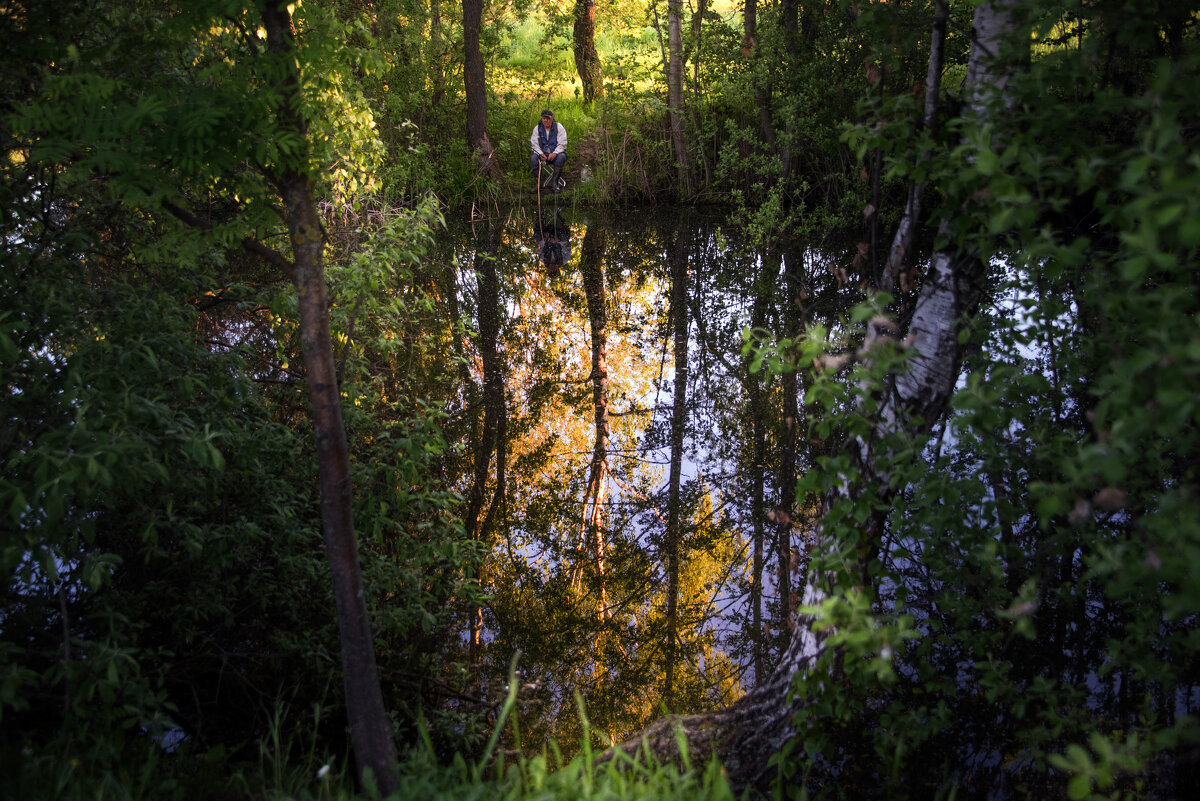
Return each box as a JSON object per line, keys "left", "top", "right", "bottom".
{"left": 58, "top": 584, "right": 70, "bottom": 716}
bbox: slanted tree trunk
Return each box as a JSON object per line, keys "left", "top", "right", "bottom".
{"left": 261, "top": 4, "right": 397, "bottom": 795}
{"left": 882, "top": 0, "right": 949, "bottom": 290}
{"left": 573, "top": 0, "right": 603, "bottom": 103}
{"left": 608, "top": 2, "right": 1022, "bottom": 791}
{"left": 462, "top": 0, "right": 501, "bottom": 179}
{"left": 663, "top": 224, "right": 689, "bottom": 708}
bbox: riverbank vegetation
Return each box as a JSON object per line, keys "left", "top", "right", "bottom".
{"left": 4, "top": 1, "right": 1200, "bottom": 799}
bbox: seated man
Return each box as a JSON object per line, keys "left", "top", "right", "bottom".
{"left": 530, "top": 109, "right": 567, "bottom": 190}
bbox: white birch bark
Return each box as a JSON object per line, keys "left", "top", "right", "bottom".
{"left": 667, "top": 0, "right": 690, "bottom": 194}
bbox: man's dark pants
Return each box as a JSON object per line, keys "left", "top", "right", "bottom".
{"left": 531, "top": 152, "right": 566, "bottom": 174}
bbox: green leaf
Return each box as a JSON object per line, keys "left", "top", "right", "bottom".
{"left": 974, "top": 148, "right": 998, "bottom": 176}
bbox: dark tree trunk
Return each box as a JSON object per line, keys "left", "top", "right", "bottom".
{"left": 743, "top": 0, "right": 778, "bottom": 156}
{"left": 573, "top": 0, "right": 603, "bottom": 103}
{"left": 463, "top": 222, "right": 507, "bottom": 649}
{"left": 663, "top": 224, "right": 689, "bottom": 708}
{"left": 775, "top": 250, "right": 801, "bottom": 639}
{"left": 462, "top": 0, "right": 501, "bottom": 178}
{"left": 261, "top": 4, "right": 397, "bottom": 795}
{"left": 462, "top": 0, "right": 485, "bottom": 148}
{"left": 777, "top": 0, "right": 800, "bottom": 180}
{"left": 747, "top": 268, "right": 770, "bottom": 682}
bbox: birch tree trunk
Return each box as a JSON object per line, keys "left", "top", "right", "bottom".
{"left": 609, "top": 2, "right": 1021, "bottom": 791}
{"left": 686, "top": 0, "right": 712, "bottom": 184}
{"left": 666, "top": 0, "right": 691, "bottom": 195}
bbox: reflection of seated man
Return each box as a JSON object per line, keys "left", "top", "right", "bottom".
{"left": 535, "top": 212, "right": 570, "bottom": 277}
{"left": 530, "top": 109, "right": 567, "bottom": 188}
{"left": 542, "top": 235, "right": 564, "bottom": 277}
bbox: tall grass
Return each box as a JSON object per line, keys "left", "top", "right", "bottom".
{"left": 248, "top": 660, "right": 734, "bottom": 800}
{"left": 381, "top": 673, "right": 734, "bottom": 801}
{"left": 6, "top": 666, "right": 732, "bottom": 801}
{"left": 228, "top": 676, "right": 736, "bottom": 801}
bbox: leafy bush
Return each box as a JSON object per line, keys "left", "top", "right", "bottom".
{"left": 770, "top": 2, "right": 1200, "bottom": 798}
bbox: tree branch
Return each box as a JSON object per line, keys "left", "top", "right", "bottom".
{"left": 161, "top": 199, "right": 295, "bottom": 280}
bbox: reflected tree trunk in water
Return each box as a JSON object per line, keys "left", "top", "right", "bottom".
{"left": 686, "top": 242, "right": 775, "bottom": 683}
{"left": 663, "top": 224, "right": 689, "bottom": 708}
{"left": 572, "top": 224, "right": 612, "bottom": 615}
{"left": 775, "top": 249, "right": 798, "bottom": 639}
{"left": 443, "top": 234, "right": 477, "bottom": 487}
{"left": 465, "top": 222, "right": 507, "bottom": 649}
{"left": 746, "top": 258, "right": 771, "bottom": 684}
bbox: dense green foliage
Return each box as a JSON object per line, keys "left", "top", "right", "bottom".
{"left": 3, "top": 0, "right": 1199, "bottom": 799}
{"left": 768, "top": 2, "right": 1200, "bottom": 798}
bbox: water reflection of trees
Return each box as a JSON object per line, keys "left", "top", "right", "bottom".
{"left": 439, "top": 209, "right": 859, "bottom": 750}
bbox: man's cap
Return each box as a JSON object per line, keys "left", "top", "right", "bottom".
{"left": 541, "top": 109, "right": 554, "bottom": 119}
